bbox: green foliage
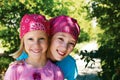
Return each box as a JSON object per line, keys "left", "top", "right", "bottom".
{"left": 87, "top": 0, "right": 120, "bottom": 79}
{"left": 78, "top": 29, "right": 90, "bottom": 42}
{"left": 0, "top": 0, "right": 29, "bottom": 54}
{"left": 0, "top": 54, "right": 13, "bottom": 71}
{"left": 0, "top": 54, "right": 13, "bottom": 79}
{"left": 80, "top": 50, "right": 96, "bottom": 67}
{"left": 0, "top": 0, "right": 92, "bottom": 78}
{"left": 0, "top": 0, "right": 70, "bottom": 53}
{"left": 0, "top": 0, "right": 91, "bottom": 54}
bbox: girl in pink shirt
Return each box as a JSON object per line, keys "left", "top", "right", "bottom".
{"left": 4, "top": 14, "right": 63, "bottom": 80}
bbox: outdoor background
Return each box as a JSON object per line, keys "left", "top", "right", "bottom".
{"left": 0, "top": 0, "right": 119, "bottom": 80}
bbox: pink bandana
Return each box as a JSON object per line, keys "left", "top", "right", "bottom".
{"left": 49, "top": 15, "right": 80, "bottom": 41}
{"left": 20, "top": 14, "right": 49, "bottom": 39}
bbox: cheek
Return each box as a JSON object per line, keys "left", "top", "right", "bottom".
{"left": 51, "top": 41, "right": 60, "bottom": 50}
{"left": 50, "top": 43, "right": 55, "bottom": 52}
{"left": 50, "top": 40, "right": 57, "bottom": 47}
{"left": 44, "top": 42, "right": 48, "bottom": 50}
{"left": 24, "top": 41, "right": 32, "bottom": 49}
{"left": 68, "top": 47, "right": 74, "bottom": 53}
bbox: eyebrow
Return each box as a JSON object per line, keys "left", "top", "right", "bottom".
{"left": 58, "top": 34, "right": 66, "bottom": 37}
{"left": 58, "top": 34, "right": 76, "bottom": 42}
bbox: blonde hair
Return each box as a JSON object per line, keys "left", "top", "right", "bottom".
{"left": 10, "top": 39, "right": 24, "bottom": 59}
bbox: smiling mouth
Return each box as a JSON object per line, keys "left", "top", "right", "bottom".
{"left": 31, "top": 50, "right": 41, "bottom": 54}
{"left": 57, "top": 50, "right": 66, "bottom": 56}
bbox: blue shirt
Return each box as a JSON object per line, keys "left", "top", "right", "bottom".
{"left": 16, "top": 51, "right": 78, "bottom": 80}
{"left": 55, "top": 55, "right": 78, "bottom": 80}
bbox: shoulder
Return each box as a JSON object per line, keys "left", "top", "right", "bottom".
{"left": 7, "top": 60, "right": 25, "bottom": 72}
{"left": 55, "top": 55, "right": 78, "bottom": 80}
{"left": 64, "top": 55, "right": 76, "bottom": 62}
{"left": 4, "top": 61, "right": 20, "bottom": 77}
{"left": 44, "top": 60, "right": 64, "bottom": 79}
{"left": 47, "top": 60, "right": 61, "bottom": 70}
{"left": 4, "top": 61, "right": 26, "bottom": 80}
{"left": 46, "top": 60, "right": 63, "bottom": 73}
{"left": 56, "top": 55, "right": 76, "bottom": 66}
{"left": 6, "top": 60, "right": 26, "bottom": 73}
{"left": 10, "top": 60, "right": 25, "bottom": 66}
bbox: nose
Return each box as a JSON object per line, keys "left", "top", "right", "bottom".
{"left": 33, "top": 40, "right": 41, "bottom": 49}
{"left": 61, "top": 42, "right": 68, "bottom": 52}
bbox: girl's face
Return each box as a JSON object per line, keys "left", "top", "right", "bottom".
{"left": 49, "top": 32, "right": 76, "bottom": 61}
{"left": 23, "top": 30, "right": 48, "bottom": 59}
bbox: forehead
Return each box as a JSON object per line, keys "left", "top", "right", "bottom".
{"left": 23, "top": 30, "right": 48, "bottom": 38}
{"left": 52, "top": 32, "right": 76, "bottom": 41}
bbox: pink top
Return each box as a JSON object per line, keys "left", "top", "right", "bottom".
{"left": 4, "top": 60, "right": 64, "bottom": 80}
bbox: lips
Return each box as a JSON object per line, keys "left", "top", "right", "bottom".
{"left": 32, "top": 50, "right": 40, "bottom": 53}
{"left": 57, "top": 50, "right": 66, "bottom": 56}
{"left": 31, "top": 49, "right": 41, "bottom": 54}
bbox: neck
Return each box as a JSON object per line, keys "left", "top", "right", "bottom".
{"left": 26, "top": 54, "right": 48, "bottom": 68}
{"left": 47, "top": 51, "right": 56, "bottom": 62}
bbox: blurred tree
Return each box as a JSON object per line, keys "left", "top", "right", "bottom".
{"left": 87, "top": 0, "right": 120, "bottom": 80}
{"left": 0, "top": 0, "right": 68, "bottom": 54}
{"left": 0, "top": 0, "right": 93, "bottom": 78}
{"left": 0, "top": 0, "right": 92, "bottom": 54}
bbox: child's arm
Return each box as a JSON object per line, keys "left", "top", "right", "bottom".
{"left": 9, "top": 60, "right": 24, "bottom": 66}
{"left": 16, "top": 51, "right": 28, "bottom": 60}
{"left": 4, "top": 64, "right": 17, "bottom": 80}
{"left": 4, "top": 61, "right": 24, "bottom": 80}
{"left": 9, "top": 51, "right": 28, "bottom": 66}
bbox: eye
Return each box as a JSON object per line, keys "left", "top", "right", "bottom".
{"left": 39, "top": 38, "right": 45, "bottom": 41}
{"left": 68, "top": 42, "right": 75, "bottom": 47}
{"left": 28, "top": 38, "right": 33, "bottom": 40}
{"left": 58, "top": 37, "right": 64, "bottom": 41}
{"left": 38, "top": 37, "right": 46, "bottom": 42}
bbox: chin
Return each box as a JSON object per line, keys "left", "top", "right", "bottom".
{"left": 56, "top": 57, "right": 63, "bottom": 61}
